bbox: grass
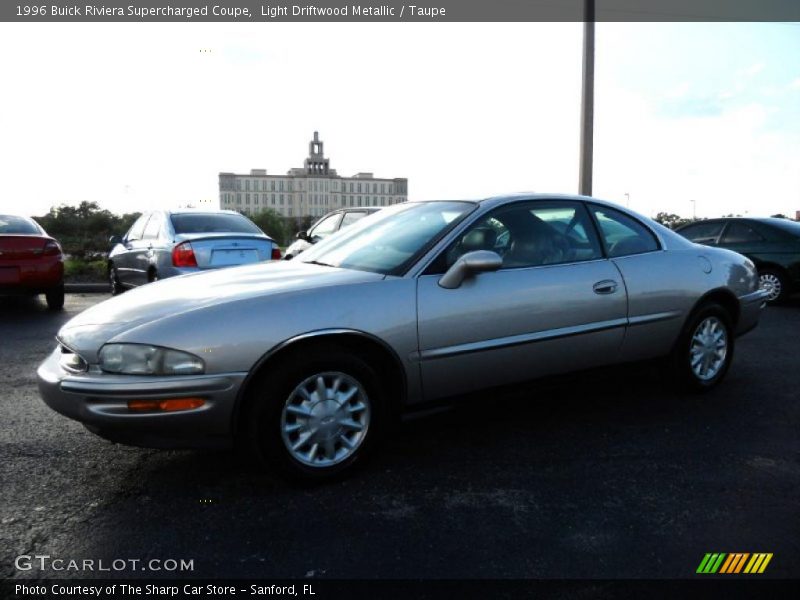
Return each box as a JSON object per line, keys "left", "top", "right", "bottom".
{"left": 64, "top": 258, "right": 107, "bottom": 283}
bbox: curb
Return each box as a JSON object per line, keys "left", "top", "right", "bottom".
{"left": 65, "top": 283, "right": 110, "bottom": 294}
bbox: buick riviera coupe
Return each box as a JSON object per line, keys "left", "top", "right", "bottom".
{"left": 38, "top": 195, "right": 768, "bottom": 480}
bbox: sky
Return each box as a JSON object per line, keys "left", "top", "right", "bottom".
{"left": 0, "top": 21, "right": 798, "bottom": 220}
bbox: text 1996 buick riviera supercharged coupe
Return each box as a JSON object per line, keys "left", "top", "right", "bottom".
{"left": 38, "top": 195, "right": 769, "bottom": 480}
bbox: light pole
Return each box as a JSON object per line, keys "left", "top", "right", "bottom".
{"left": 578, "top": 0, "right": 595, "bottom": 196}
{"left": 624, "top": 192, "right": 630, "bottom": 207}
{"left": 690, "top": 199, "right": 697, "bottom": 220}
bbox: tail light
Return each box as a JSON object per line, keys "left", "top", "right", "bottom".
{"left": 42, "top": 240, "right": 62, "bottom": 257}
{"left": 172, "top": 242, "right": 197, "bottom": 267}
{"left": 271, "top": 246, "right": 282, "bottom": 260}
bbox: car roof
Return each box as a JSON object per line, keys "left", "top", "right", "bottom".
{"left": 157, "top": 209, "right": 244, "bottom": 216}
{"left": 411, "top": 193, "right": 632, "bottom": 211}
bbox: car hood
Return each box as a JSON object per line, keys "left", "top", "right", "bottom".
{"left": 58, "top": 261, "right": 384, "bottom": 359}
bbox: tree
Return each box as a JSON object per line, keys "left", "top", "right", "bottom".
{"left": 654, "top": 212, "right": 695, "bottom": 230}
{"left": 34, "top": 202, "right": 141, "bottom": 259}
{"left": 770, "top": 213, "right": 787, "bottom": 219}
{"left": 249, "top": 209, "right": 288, "bottom": 246}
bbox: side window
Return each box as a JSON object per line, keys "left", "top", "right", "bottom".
{"left": 309, "top": 213, "right": 342, "bottom": 240}
{"left": 127, "top": 214, "right": 150, "bottom": 242}
{"left": 427, "top": 201, "right": 602, "bottom": 274}
{"left": 142, "top": 214, "right": 161, "bottom": 240}
{"left": 341, "top": 211, "right": 367, "bottom": 228}
{"left": 590, "top": 206, "right": 659, "bottom": 258}
{"left": 679, "top": 221, "right": 725, "bottom": 244}
{"left": 721, "top": 222, "right": 764, "bottom": 244}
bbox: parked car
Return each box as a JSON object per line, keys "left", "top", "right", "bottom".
{"left": 107, "top": 209, "right": 281, "bottom": 294}
{"left": 676, "top": 217, "right": 800, "bottom": 303}
{"left": 0, "top": 214, "right": 64, "bottom": 309}
{"left": 39, "top": 194, "right": 768, "bottom": 481}
{"left": 284, "top": 207, "right": 380, "bottom": 259}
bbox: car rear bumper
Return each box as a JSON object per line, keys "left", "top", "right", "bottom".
{"left": 736, "top": 288, "right": 770, "bottom": 337}
{"left": 37, "top": 347, "right": 246, "bottom": 449}
{"left": 0, "top": 257, "right": 63, "bottom": 293}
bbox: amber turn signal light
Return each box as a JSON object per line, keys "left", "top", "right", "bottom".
{"left": 127, "top": 398, "right": 205, "bottom": 412}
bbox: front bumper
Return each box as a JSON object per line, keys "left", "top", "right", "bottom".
{"left": 736, "top": 288, "right": 770, "bottom": 337}
{"left": 37, "top": 346, "right": 247, "bottom": 449}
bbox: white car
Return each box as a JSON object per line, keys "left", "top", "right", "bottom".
{"left": 284, "top": 207, "right": 380, "bottom": 259}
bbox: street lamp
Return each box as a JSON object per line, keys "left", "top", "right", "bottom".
{"left": 624, "top": 192, "right": 630, "bottom": 207}
{"left": 578, "top": 0, "right": 595, "bottom": 196}
{"left": 690, "top": 199, "right": 697, "bottom": 220}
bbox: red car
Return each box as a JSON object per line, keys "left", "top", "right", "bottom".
{"left": 0, "top": 215, "right": 65, "bottom": 309}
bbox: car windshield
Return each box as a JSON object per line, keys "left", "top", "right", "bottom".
{"left": 170, "top": 213, "right": 263, "bottom": 235}
{"left": 0, "top": 215, "right": 40, "bottom": 234}
{"left": 299, "top": 201, "right": 476, "bottom": 275}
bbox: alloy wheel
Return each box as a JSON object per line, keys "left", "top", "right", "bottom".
{"left": 759, "top": 272, "right": 782, "bottom": 302}
{"left": 280, "top": 371, "right": 370, "bottom": 468}
{"left": 689, "top": 316, "right": 728, "bottom": 381}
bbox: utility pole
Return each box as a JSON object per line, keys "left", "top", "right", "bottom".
{"left": 578, "top": 0, "right": 595, "bottom": 197}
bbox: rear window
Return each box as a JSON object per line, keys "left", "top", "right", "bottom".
{"left": 766, "top": 219, "right": 800, "bottom": 237}
{"left": 0, "top": 215, "right": 40, "bottom": 234}
{"left": 170, "top": 213, "right": 263, "bottom": 235}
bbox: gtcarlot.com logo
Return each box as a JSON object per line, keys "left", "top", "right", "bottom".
{"left": 696, "top": 552, "right": 773, "bottom": 574}
{"left": 15, "top": 555, "right": 194, "bottom": 572}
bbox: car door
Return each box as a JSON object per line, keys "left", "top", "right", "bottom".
{"left": 140, "top": 212, "right": 163, "bottom": 279}
{"left": 718, "top": 220, "right": 768, "bottom": 261}
{"left": 416, "top": 200, "right": 628, "bottom": 401}
{"left": 115, "top": 214, "right": 150, "bottom": 287}
{"left": 587, "top": 204, "right": 689, "bottom": 362}
{"left": 677, "top": 220, "right": 726, "bottom": 246}
{"left": 309, "top": 211, "right": 343, "bottom": 242}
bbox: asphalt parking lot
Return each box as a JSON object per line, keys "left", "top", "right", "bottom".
{"left": 1, "top": 293, "right": 799, "bottom": 580}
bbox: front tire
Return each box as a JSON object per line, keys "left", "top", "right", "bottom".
{"left": 758, "top": 268, "right": 787, "bottom": 304}
{"left": 245, "top": 345, "right": 385, "bottom": 482}
{"left": 669, "top": 302, "right": 734, "bottom": 392}
{"left": 109, "top": 264, "right": 123, "bottom": 295}
{"left": 44, "top": 284, "right": 65, "bottom": 310}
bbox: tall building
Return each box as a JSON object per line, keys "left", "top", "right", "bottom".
{"left": 218, "top": 132, "right": 408, "bottom": 218}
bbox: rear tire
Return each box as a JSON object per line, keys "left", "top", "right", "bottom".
{"left": 668, "top": 302, "right": 734, "bottom": 392}
{"left": 45, "top": 284, "right": 65, "bottom": 310}
{"left": 244, "top": 344, "right": 385, "bottom": 482}
{"left": 758, "top": 268, "right": 787, "bottom": 304}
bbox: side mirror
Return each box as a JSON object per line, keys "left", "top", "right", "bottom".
{"left": 296, "top": 230, "right": 310, "bottom": 242}
{"left": 438, "top": 250, "right": 502, "bottom": 289}
{"left": 109, "top": 235, "right": 121, "bottom": 246}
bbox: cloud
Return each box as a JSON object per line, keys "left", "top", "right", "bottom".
{"left": 740, "top": 62, "right": 765, "bottom": 78}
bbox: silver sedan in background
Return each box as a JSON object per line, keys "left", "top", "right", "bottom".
{"left": 107, "top": 209, "right": 280, "bottom": 294}
{"left": 39, "top": 194, "right": 768, "bottom": 481}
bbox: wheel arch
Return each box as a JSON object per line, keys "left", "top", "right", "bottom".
{"left": 232, "top": 329, "right": 407, "bottom": 438}
{"left": 690, "top": 288, "right": 741, "bottom": 328}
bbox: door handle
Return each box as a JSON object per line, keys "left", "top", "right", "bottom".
{"left": 593, "top": 279, "right": 618, "bottom": 294}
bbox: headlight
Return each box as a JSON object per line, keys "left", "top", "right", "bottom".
{"left": 98, "top": 344, "right": 205, "bottom": 375}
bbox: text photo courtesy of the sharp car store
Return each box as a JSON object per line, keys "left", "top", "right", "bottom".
{"left": 0, "top": 0, "right": 800, "bottom": 599}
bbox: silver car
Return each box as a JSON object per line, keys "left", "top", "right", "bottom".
{"left": 107, "top": 209, "right": 280, "bottom": 294}
{"left": 284, "top": 207, "right": 380, "bottom": 260}
{"left": 39, "top": 194, "right": 768, "bottom": 481}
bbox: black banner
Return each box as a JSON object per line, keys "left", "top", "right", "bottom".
{"left": 4, "top": 579, "right": 800, "bottom": 600}
{"left": 2, "top": 0, "right": 800, "bottom": 23}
